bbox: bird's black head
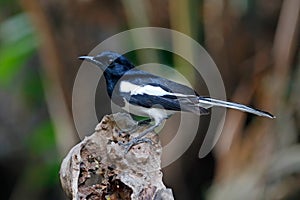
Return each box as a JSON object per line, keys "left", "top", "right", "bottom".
{"left": 79, "top": 51, "right": 135, "bottom": 77}
{"left": 79, "top": 51, "right": 135, "bottom": 97}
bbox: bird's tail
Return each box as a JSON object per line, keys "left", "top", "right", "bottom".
{"left": 198, "top": 97, "right": 275, "bottom": 119}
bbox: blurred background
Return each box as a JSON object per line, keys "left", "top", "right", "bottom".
{"left": 0, "top": 0, "right": 299, "bottom": 199}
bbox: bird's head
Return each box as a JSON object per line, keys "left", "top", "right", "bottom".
{"left": 79, "top": 51, "right": 135, "bottom": 76}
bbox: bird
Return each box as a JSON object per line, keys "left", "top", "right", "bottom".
{"left": 79, "top": 51, "right": 275, "bottom": 151}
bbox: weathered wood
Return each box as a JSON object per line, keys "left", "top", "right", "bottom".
{"left": 60, "top": 113, "right": 174, "bottom": 200}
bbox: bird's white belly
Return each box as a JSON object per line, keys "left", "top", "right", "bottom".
{"left": 122, "top": 98, "right": 174, "bottom": 122}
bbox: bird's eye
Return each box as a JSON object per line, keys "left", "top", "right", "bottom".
{"left": 109, "top": 59, "right": 113, "bottom": 63}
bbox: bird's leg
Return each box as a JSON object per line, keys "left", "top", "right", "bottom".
{"left": 118, "top": 117, "right": 152, "bottom": 137}
{"left": 118, "top": 118, "right": 164, "bottom": 152}
{"left": 117, "top": 115, "right": 152, "bottom": 134}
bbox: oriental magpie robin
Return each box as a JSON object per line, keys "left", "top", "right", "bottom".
{"left": 79, "top": 51, "right": 274, "bottom": 150}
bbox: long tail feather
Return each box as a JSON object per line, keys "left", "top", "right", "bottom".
{"left": 198, "top": 97, "right": 275, "bottom": 119}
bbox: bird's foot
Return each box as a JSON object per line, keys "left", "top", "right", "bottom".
{"left": 118, "top": 137, "right": 153, "bottom": 153}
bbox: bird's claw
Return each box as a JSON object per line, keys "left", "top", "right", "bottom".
{"left": 118, "top": 137, "right": 153, "bottom": 153}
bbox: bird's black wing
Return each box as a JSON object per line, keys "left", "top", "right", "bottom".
{"left": 114, "top": 69, "right": 209, "bottom": 115}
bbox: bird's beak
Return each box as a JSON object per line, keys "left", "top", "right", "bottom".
{"left": 78, "top": 55, "right": 106, "bottom": 71}
{"left": 79, "top": 56, "right": 93, "bottom": 60}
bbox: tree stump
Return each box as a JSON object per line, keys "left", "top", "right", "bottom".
{"left": 59, "top": 113, "right": 174, "bottom": 200}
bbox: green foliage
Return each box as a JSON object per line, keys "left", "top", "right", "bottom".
{"left": 25, "top": 121, "right": 60, "bottom": 187}
{"left": 27, "top": 121, "right": 56, "bottom": 156}
{"left": 131, "top": 115, "right": 150, "bottom": 122}
{"left": 22, "top": 67, "right": 44, "bottom": 107}
{"left": 24, "top": 160, "right": 60, "bottom": 189}
{"left": 0, "top": 5, "right": 60, "bottom": 199}
{"left": 0, "top": 13, "right": 38, "bottom": 86}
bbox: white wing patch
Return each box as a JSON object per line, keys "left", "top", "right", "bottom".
{"left": 119, "top": 81, "right": 140, "bottom": 93}
{"left": 133, "top": 85, "right": 171, "bottom": 96}
{"left": 119, "top": 81, "right": 196, "bottom": 97}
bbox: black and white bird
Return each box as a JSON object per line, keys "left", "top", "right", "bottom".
{"left": 79, "top": 51, "right": 274, "bottom": 149}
